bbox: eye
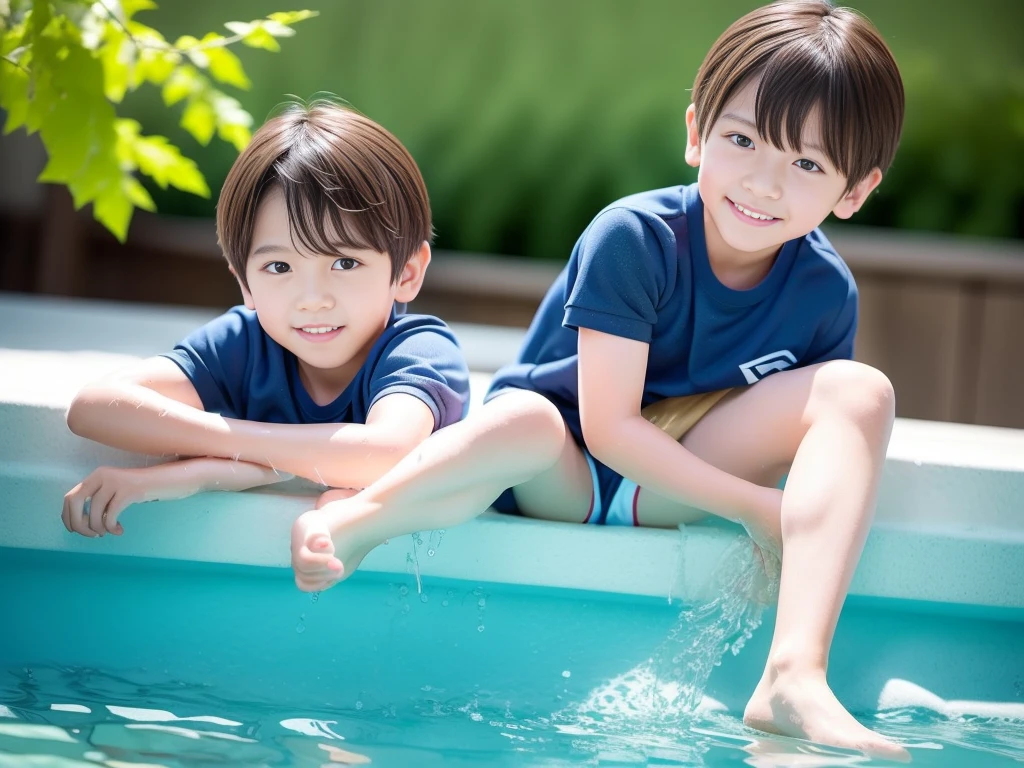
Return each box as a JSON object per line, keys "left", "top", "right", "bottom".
{"left": 729, "top": 133, "right": 754, "bottom": 149}
{"left": 332, "top": 257, "right": 359, "bottom": 271}
{"left": 795, "top": 158, "right": 822, "bottom": 173}
{"left": 263, "top": 261, "right": 291, "bottom": 274}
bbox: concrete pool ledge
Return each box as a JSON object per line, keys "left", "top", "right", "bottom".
{"left": 1, "top": 293, "right": 1023, "bottom": 611}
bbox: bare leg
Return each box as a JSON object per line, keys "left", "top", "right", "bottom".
{"left": 291, "top": 390, "right": 593, "bottom": 591}
{"left": 635, "top": 361, "right": 906, "bottom": 759}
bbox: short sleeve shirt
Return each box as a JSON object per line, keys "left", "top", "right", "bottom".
{"left": 487, "top": 183, "right": 858, "bottom": 445}
{"left": 163, "top": 306, "right": 470, "bottom": 430}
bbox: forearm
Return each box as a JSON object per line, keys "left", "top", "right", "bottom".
{"left": 67, "top": 382, "right": 231, "bottom": 458}
{"left": 589, "top": 416, "right": 773, "bottom": 521}
{"left": 164, "top": 457, "right": 291, "bottom": 495}
{"left": 69, "top": 383, "right": 418, "bottom": 488}
{"left": 223, "top": 421, "right": 411, "bottom": 489}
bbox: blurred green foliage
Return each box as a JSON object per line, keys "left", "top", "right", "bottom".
{"left": 95, "top": 1, "right": 1024, "bottom": 255}
{"left": 0, "top": 0, "right": 315, "bottom": 239}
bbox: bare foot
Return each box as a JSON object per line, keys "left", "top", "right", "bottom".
{"left": 744, "top": 665, "right": 909, "bottom": 761}
{"left": 290, "top": 489, "right": 373, "bottom": 592}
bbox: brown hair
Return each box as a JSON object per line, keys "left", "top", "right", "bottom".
{"left": 217, "top": 101, "right": 432, "bottom": 289}
{"left": 692, "top": 1, "right": 904, "bottom": 191}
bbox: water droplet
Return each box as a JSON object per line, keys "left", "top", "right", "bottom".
{"left": 470, "top": 712, "right": 483, "bottom": 722}
{"left": 427, "top": 549, "right": 435, "bottom": 557}
{"left": 477, "top": 625, "right": 485, "bottom": 632}
{"left": 447, "top": 589, "right": 455, "bottom": 597}
{"left": 419, "top": 593, "right": 429, "bottom": 603}
{"left": 477, "top": 598, "right": 486, "bottom": 608}
{"left": 355, "top": 701, "right": 363, "bottom": 710}
{"left": 295, "top": 622, "right": 306, "bottom": 634}
{"left": 399, "top": 585, "right": 409, "bottom": 597}
{"left": 402, "top": 604, "right": 411, "bottom": 614}
{"left": 561, "top": 670, "right": 571, "bottom": 678}
{"left": 310, "top": 592, "right": 319, "bottom": 603}
{"left": 441, "top": 600, "right": 449, "bottom": 607}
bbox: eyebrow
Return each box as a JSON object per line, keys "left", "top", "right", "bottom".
{"left": 719, "top": 112, "right": 826, "bottom": 155}
{"left": 251, "top": 243, "right": 293, "bottom": 258}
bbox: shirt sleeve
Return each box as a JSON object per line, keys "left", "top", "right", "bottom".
{"left": 563, "top": 207, "right": 671, "bottom": 344}
{"left": 367, "top": 322, "right": 471, "bottom": 431}
{"left": 159, "top": 308, "right": 253, "bottom": 417}
{"left": 805, "top": 281, "right": 858, "bottom": 364}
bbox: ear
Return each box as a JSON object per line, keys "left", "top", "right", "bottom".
{"left": 684, "top": 104, "right": 702, "bottom": 168}
{"left": 832, "top": 168, "right": 883, "bottom": 220}
{"left": 393, "top": 241, "right": 432, "bottom": 304}
{"left": 231, "top": 267, "right": 256, "bottom": 310}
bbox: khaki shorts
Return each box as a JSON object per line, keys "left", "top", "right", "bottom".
{"left": 640, "top": 388, "right": 734, "bottom": 441}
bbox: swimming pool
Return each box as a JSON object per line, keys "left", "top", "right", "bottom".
{"left": 2, "top": 293, "right": 1023, "bottom": 767}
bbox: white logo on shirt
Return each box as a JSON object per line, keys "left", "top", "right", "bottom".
{"left": 739, "top": 350, "right": 797, "bottom": 384}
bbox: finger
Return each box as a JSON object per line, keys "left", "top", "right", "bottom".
{"left": 87, "top": 487, "right": 116, "bottom": 536}
{"left": 68, "top": 480, "right": 101, "bottom": 537}
{"left": 102, "top": 494, "right": 129, "bottom": 535}
{"left": 61, "top": 487, "right": 79, "bottom": 532}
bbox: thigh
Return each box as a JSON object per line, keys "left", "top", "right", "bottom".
{"left": 512, "top": 431, "right": 595, "bottom": 524}
{"left": 635, "top": 364, "right": 827, "bottom": 528}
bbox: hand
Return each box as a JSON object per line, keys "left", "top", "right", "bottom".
{"left": 745, "top": 486, "right": 784, "bottom": 558}
{"left": 61, "top": 463, "right": 204, "bottom": 538}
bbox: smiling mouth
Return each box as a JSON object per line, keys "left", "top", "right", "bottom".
{"left": 297, "top": 326, "right": 341, "bottom": 334}
{"left": 729, "top": 199, "right": 779, "bottom": 221}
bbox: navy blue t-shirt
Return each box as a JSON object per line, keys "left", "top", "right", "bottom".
{"left": 163, "top": 306, "right": 470, "bottom": 430}
{"left": 487, "top": 183, "right": 857, "bottom": 447}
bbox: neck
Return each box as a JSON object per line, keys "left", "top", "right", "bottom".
{"left": 702, "top": 207, "right": 781, "bottom": 291}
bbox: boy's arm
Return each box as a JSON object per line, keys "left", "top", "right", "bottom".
{"left": 66, "top": 357, "right": 435, "bottom": 487}
{"left": 577, "top": 327, "right": 780, "bottom": 532}
{"left": 62, "top": 457, "right": 291, "bottom": 537}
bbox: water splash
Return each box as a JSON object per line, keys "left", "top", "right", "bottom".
{"left": 562, "top": 534, "right": 778, "bottom": 730}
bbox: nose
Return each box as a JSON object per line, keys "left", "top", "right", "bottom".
{"left": 295, "top": 275, "right": 335, "bottom": 312}
{"left": 742, "top": 158, "right": 783, "bottom": 201}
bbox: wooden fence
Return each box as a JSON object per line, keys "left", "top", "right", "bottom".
{"left": 2, "top": 186, "right": 1022, "bottom": 428}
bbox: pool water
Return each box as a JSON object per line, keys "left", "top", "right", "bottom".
{"left": 2, "top": 548, "right": 1023, "bottom": 767}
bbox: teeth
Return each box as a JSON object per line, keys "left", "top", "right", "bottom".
{"left": 301, "top": 326, "right": 339, "bottom": 334}
{"left": 733, "top": 201, "right": 776, "bottom": 221}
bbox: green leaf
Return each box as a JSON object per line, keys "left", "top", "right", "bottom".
{"left": 258, "top": 20, "right": 294, "bottom": 38}
{"left": 225, "top": 21, "right": 281, "bottom": 52}
{"left": 217, "top": 121, "right": 250, "bottom": 152}
{"left": 0, "top": 54, "right": 30, "bottom": 133}
{"left": 205, "top": 43, "right": 250, "bottom": 89}
{"left": 130, "top": 132, "right": 210, "bottom": 196}
{"left": 124, "top": 174, "right": 156, "bottom": 211}
{"left": 99, "top": 22, "right": 133, "bottom": 102}
{"left": 161, "top": 64, "right": 200, "bottom": 105}
{"left": 136, "top": 46, "right": 179, "bottom": 85}
{"left": 267, "top": 10, "right": 319, "bottom": 26}
{"left": 120, "top": 0, "right": 157, "bottom": 20}
{"left": 181, "top": 97, "right": 215, "bottom": 144}
{"left": 93, "top": 178, "right": 134, "bottom": 241}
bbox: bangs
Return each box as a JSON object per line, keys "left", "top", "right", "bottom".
{"left": 753, "top": 42, "right": 860, "bottom": 188}
{"left": 271, "top": 127, "right": 393, "bottom": 260}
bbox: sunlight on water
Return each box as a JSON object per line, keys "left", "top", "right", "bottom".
{"left": 1, "top": 664, "right": 1022, "bottom": 767}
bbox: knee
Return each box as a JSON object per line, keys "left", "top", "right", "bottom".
{"left": 489, "top": 391, "right": 569, "bottom": 467}
{"left": 808, "top": 361, "right": 896, "bottom": 430}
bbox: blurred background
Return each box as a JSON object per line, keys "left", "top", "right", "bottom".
{"left": 2, "top": 0, "right": 1023, "bottom": 427}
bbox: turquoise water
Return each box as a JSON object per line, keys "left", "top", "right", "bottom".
{"left": 2, "top": 548, "right": 1023, "bottom": 767}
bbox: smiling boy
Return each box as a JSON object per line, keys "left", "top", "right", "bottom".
{"left": 287, "top": 1, "right": 906, "bottom": 757}
{"left": 61, "top": 103, "right": 470, "bottom": 536}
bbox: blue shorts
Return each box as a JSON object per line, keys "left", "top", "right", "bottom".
{"left": 491, "top": 452, "right": 639, "bottom": 525}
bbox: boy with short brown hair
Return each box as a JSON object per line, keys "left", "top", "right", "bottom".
{"left": 62, "top": 102, "right": 469, "bottom": 535}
